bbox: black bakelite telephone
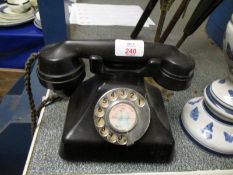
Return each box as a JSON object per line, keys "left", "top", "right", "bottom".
{"left": 36, "top": 40, "right": 195, "bottom": 162}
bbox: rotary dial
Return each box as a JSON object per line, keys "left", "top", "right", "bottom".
{"left": 93, "top": 88, "right": 150, "bottom": 146}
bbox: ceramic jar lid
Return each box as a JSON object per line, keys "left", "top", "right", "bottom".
{"left": 210, "top": 78, "right": 233, "bottom": 110}
{"left": 204, "top": 85, "right": 233, "bottom": 122}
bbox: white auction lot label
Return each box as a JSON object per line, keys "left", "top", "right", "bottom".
{"left": 115, "top": 39, "right": 144, "bottom": 57}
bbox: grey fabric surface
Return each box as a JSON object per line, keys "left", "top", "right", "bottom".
{"left": 27, "top": 0, "right": 233, "bottom": 174}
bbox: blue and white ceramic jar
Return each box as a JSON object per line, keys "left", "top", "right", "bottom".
{"left": 181, "top": 80, "right": 233, "bottom": 155}
{"left": 181, "top": 14, "right": 233, "bottom": 155}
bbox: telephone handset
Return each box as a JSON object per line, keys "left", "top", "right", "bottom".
{"left": 37, "top": 40, "right": 195, "bottom": 162}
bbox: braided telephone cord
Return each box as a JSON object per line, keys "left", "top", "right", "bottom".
{"left": 24, "top": 53, "right": 62, "bottom": 136}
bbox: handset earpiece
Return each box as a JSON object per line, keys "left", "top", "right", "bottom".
{"left": 152, "top": 45, "right": 195, "bottom": 91}
{"left": 37, "top": 43, "right": 86, "bottom": 97}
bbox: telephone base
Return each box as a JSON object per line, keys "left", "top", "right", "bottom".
{"left": 59, "top": 76, "right": 174, "bottom": 162}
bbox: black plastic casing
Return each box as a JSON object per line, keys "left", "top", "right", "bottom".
{"left": 59, "top": 76, "right": 174, "bottom": 162}
{"left": 36, "top": 40, "right": 195, "bottom": 162}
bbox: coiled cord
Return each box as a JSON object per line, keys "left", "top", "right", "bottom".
{"left": 24, "top": 53, "right": 62, "bottom": 136}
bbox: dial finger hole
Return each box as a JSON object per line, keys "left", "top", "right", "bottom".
{"left": 117, "top": 89, "right": 127, "bottom": 99}
{"left": 99, "top": 127, "right": 109, "bottom": 137}
{"left": 95, "top": 106, "right": 104, "bottom": 117}
{"left": 95, "top": 118, "right": 105, "bottom": 128}
{"left": 107, "top": 133, "right": 117, "bottom": 143}
{"left": 136, "top": 97, "right": 145, "bottom": 107}
{"left": 128, "top": 91, "right": 137, "bottom": 101}
{"left": 99, "top": 97, "right": 109, "bottom": 108}
{"left": 117, "top": 135, "right": 127, "bottom": 145}
{"left": 107, "top": 91, "right": 118, "bottom": 101}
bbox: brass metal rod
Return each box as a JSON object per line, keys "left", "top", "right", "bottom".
{"left": 154, "top": 10, "right": 167, "bottom": 42}
{"left": 159, "top": 0, "right": 190, "bottom": 43}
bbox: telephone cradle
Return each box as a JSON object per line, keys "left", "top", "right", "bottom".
{"left": 36, "top": 40, "right": 195, "bottom": 162}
